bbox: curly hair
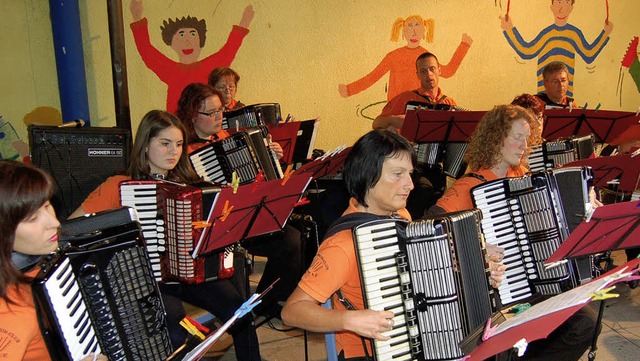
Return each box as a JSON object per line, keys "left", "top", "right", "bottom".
{"left": 511, "top": 93, "right": 544, "bottom": 145}
{"left": 160, "top": 16, "right": 207, "bottom": 47}
{"left": 390, "top": 15, "right": 434, "bottom": 43}
{"left": 464, "top": 104, "right": 537, "bottom": 171}
{"left": 176, "top": 83, "right": 224, "bottom": 142}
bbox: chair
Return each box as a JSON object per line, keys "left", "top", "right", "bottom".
{"left": 321, "top": 299, "right": 338, "bottom": 361}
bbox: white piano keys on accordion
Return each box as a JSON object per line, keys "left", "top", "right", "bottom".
{"left": 42, "top": 256, "right": 101, "bottom": 360}
{"left": 354, "top": 212, "right": 495, "bottom": 361}
{"left": 354, "top": 221, "right": 415, "bottom": 361}
{"left": 120, "top": 183, "right": 165, "bottom": 281}
{"left": 472, "top": 172, "right": 579, "bottom": 305}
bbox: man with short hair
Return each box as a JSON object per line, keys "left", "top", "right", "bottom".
{"left": 373, "top": 52, "right": 457, "bottom": 132}
{"left": 536, "top": 61, "right": 579, "bottom": 109}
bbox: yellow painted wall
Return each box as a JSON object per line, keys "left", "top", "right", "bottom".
{"left": 1, "top": 0, "right": 639, "bottom": 156}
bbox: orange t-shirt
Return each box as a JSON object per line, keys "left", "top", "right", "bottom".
{"left": 0, "top": 268, "right": 52, "bottom": 361}
{"left": 436, "top": 166, "right": 528, "bottom": 212}
{"left": 80, "top": 174, "right": 131, "bottom": 214}
{"left": 298, "top": 198, "right": 411, "bottom": 358}
{"left": 187, "top": 130, "right": 231, "bottom": 153}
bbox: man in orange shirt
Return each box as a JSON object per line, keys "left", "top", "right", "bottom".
{"left": 373, "top": 52, "right": 457, "bottom": 133}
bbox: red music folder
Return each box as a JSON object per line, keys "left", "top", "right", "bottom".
{"left": 192, "top": 173, "right": 312, "bottom": 256}
{"left": 464, "top": 258, "right": 640, "bottom": 361}
{"left": 543, "top": 108, "right": 640, "bottom": 143}
{"left": 563, "top": 153, "right": 640, "bottom": 192}
{"left": 401, "top": 109, "right": 485, "bottom": 143}
{"left": 268, "top": 119, "right": 319, "bottom": 164}
{"left": 293, "top": 146, "right": 351, "bottom": 180}
{"left": 546, "top": 200, "right": 640, "bottom": 263}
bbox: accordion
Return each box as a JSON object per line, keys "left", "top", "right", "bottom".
{"left": 189, "top": 126, "right": 284, "bottom": 185}
{"left": 353, "top": 210, "right": 496, "bottom": 361}
{"left": 471, "top": 166, "right": 594, "bottom": 305}
{"left": 119, "top": 180, "right": 234, "bottom": 284}
{"left": 32, "top": 208, "right": 172, "bottom": 361}
{"left": 528, "top": 134, "right": 595, "bottom": 172}
{"left": 222, "top": 103, "right": 281, "bottom": 129}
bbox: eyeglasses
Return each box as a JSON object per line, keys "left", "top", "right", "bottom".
{"left": 215, "top": 84, "right": 237, "bottom": 92}
{"left": 198, "top": 107, "right": 224, "bottom": 117}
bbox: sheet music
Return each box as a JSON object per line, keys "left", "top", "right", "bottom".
{"left": 493, "top": 268, "right": 630, "bottom": 335}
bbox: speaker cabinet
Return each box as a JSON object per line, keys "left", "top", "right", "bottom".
{"left": 29, "top": 125, "right": 132, "bottom": 220}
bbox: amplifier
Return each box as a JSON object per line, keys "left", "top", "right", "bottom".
{"left": 29, "top": 125, "right": 132, "bottom": 220}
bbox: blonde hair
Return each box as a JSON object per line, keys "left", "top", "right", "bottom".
{"left": 390, "top": 15, "right": 434, "bottom": 43}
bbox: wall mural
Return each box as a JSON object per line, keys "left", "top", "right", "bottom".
{"left": 618, "top": 36, "right": 640, "bottom": 105}
{"left": 500, "top": 0, "right": 613, "bottom": 97}
{"left": 128, "top": 0, "right": 254, "bottom": 113}
{"left": 337, "top": 15, "right": 472, "bottom": 120}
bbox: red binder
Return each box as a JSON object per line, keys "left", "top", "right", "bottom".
{"left": 543, "top": 108, "right": 639, "bottom": 143}
{"left": 192, "top": 174, "right": 312, "bottom": 256}
{"left": 401, "top": 109, "right": 485, "bottom": 143}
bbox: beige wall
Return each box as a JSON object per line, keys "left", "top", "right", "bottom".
{"left": 2, "top": 0, "right": 639, "bottom": 155}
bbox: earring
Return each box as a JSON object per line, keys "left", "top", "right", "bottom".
{"left": 145, "top": 147, "right": 148, "bottom": 152}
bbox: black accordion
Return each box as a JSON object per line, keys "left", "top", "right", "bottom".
{"left": 528, "top": 134, "right": 595, "bottom": 172}
{"left": 471, "top": 166, "right": 594, "bottom": 305}
{"left": 353, "top": 210, "right": 496, "bottom": 361}
{"left": 222, "top": 103, "right": 281, "bottom": 129}
{"left": 189, "top": 126, "right": 284, "bottom": 185}
{"left": 32, "top": 208, "right": 172, "bottom": 361}
{"left": 119, "top": 180, "right": 234, "bottom": 284}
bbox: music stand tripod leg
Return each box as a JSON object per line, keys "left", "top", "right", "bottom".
{"left": 587, "top": 300, "right": 606, "bottom": 360}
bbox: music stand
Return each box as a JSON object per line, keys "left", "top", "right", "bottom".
{"left": 463, "top": 258, "right": 640, "bottom": 361}
{"left": 563, "top": 154, "right": 640, "bottom": 193}
{"left": 294, "top": 146, "right": 351, "bottom": 180}
{"left": 401, "top": 109, "right": 485, "bottom": 143}
{"left": 192, "top": 174, "right": 312, "bottom": 257}
{"left": 547, "top": 200, "right": 640, "bottom": 263}
{"left": 267, "top": 119, "right": 318, "bottom": 164}
{"left": 543, "top": 109, "right": 640, "bottom": 143}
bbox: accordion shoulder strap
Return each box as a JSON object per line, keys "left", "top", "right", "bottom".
{"left": 324, "top": 212, "right": 393, "bottom": 240}
{"left": 462, "top": 172, "right": 488, "bottom": 183}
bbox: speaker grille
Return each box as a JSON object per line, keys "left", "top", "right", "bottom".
{"left": 29, "top": 125, "right": 132, "bottom": 220}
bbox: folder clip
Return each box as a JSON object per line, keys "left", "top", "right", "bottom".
{"left": 594, "top": 103, "right": 602, "bottom": 111}
{"left": 281, "top": 164, "right": 294, "bottom": 186}
{"left": 192, "top": 221, "right": 211, "bottom": 229}
{"left": 589, "top": 286, "right": 619, "bottom": 301}
{"left": 252, "top": 171, "right": 266, "bottom": 192}
{"left": 509, "top": 303, "right": 531, "bottom": 316}
{"left": 481, "top": 317, "right": 499, "bottom": 341}
{"left": 184, "top": 315, "right": 210, "bottom": 334}
{"left": 294, "top": 197, "right": 311, "bottom": 207}
{"left": 235, "top": 293, "right": 262, "bottom": 319}
{"left": 179, "top": 317, "right": 206, "bottom": 340}
{"left": 231, "top": 172, "right": 240, "bottom": 194}
{"left": 220, "top": 200, "right": 234, "bottom": 222}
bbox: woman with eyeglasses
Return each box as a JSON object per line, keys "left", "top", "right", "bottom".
{"left": 208, "top": 67, "right": 245, "bottom": 112}
{"left": 177, "top": 82, "right": 301, "bottom": 321}
{"left": 0, "top": 160, "right": 106, "bottom": 361}
{"left": 70, "top": 109, "right": 262, "bottom": 361}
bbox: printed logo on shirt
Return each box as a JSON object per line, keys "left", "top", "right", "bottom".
{"left": 0, "top": 326, "right": 22, "bottom": 355}
{"left": 307, "top": 253, "right": 329, "bottom": 277}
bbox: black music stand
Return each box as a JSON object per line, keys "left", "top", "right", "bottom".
{"left": 193, "top": 174, "right": 312, "bottom": 257}
{"left": 543, "top": 109, "right": 640, "bottom": 143}
{"left": 294, "top": 146, "right": 351, "bottom": 180}
{"left": 400, "top": 109, "right": 485, "bottom": 143}
{"left": 563, "top": 154, "right": 640, "bottom": 193}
